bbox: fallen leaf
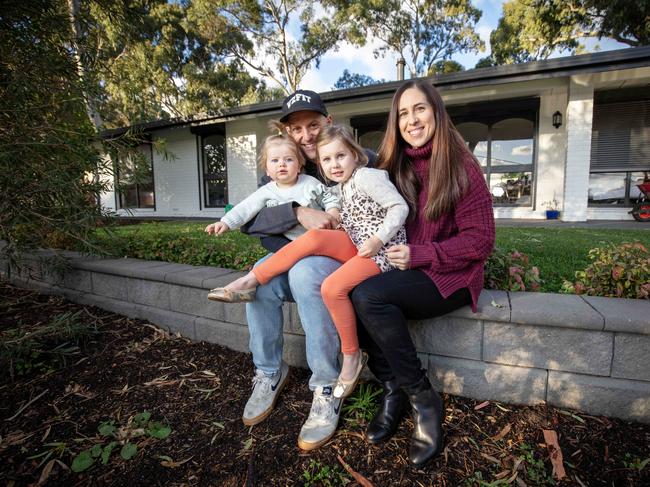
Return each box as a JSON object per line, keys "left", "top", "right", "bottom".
{"left": 491, "top": 423, "right": 512, "bottom": 442}
{"left": 337, "top": 454, "right": 374, "bottom": 487}
{"left": 160, "top": 456, "right": 193, "bottom": 468}
{"left": 37, "top": 459, "right": 55, "bottom": 486}
{"left": 474, "top": 400, "right": 490, "bottom": 411}
{"left": 542, "top": 429, "right": 566, "bottom": 480}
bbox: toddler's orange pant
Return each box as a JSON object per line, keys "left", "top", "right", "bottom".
{"left": 253, "top": 229, "right": 380, "bottom": 354}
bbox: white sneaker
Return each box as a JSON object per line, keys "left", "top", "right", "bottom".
{"left": 297, "top": 386, "right": 342, "bottom": 451}
{"left": 242, "top": 362, "right": 289, "bottom": 426}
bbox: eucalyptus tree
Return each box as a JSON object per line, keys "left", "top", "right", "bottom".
{"left": 489, "top": 0, "right": 649, "bottom": 65}
{"left": 330, "top": 0, "right": 484, "bottom": 78}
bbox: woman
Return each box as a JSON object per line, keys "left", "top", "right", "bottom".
{"left": 351, "top": 80, "right": 495, "bottom": 466}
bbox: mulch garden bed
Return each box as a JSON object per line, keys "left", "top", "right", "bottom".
{"left": 1, "top": 282, "right": 649, "bottom": 486}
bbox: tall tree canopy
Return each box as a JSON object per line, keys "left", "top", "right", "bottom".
{"left": 490, "top": 0, "right": 650, "bottom": 64}
{"left": 330, "top": 0, "right": 484, "bottom": 78}
{"left": 203, "top": 0, "right": 350, "bottom": 94}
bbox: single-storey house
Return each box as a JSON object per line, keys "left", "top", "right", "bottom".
{"left": 101, "top": 46, "right": 650, "bottom": 222}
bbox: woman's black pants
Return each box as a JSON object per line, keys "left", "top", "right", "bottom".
{"left": 351, "top": 269, "right": 471, "bottom": 389}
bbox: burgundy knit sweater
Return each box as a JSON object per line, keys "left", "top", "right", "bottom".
{"left": 405, "top": 142, "right": 495, "bottom": 312}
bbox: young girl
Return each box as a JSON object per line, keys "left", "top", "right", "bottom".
{"left": 209, "top": 125, "right": 409, "bottom": 399}
{"left": 204, "top": 128, "right": 340, "bottom": 271}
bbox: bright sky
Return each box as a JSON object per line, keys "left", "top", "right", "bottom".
{"left": 295, "top": 0, "right": 629, "bottom": 93}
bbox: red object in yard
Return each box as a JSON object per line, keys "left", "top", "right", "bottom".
{"left": 630, "top": 183, "right": 650, "bottom": 222}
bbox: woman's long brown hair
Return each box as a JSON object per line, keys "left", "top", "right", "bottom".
{"left": 378, "top": 80, "right": 476, "bottom": 221}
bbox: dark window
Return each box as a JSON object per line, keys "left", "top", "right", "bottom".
{"left": 202, "top": 133, "right": 228, "bottom": 208}
{"left": 589, "top": 89, "right": 650, "bottom": 207}
{"left": 116, "top": 143, "right": 155, "bottom": 209}
{"left": 452, "top": 98, "right": 538, "bottom": 206}
{"left": 351, "top": 113, "right": 388, "bottom": 153}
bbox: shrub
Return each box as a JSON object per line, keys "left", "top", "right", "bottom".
{"left": 561, "top": 242, "right": 650, "bottom": 299}
{"left": 484, "top": 247, "right": 541, "bottom": 292}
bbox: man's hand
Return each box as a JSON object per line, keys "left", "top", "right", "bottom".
{"left": 358, "top": 235, "right": 383, "bottom": 258}
{"left": 326, "top": 208, "right": 341, "bottom": 228}
{"left": 386, "top": 244, "right": 410, "bottom": 270}
{"left": 296, "top": 206, "right": 338, "bottom": 230}
{"left": 204, "top": 221, "right": 229, "bottom": 236}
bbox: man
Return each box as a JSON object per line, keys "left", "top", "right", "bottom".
{"left": 239, "top": 90, "right": 375, "bottom": 451}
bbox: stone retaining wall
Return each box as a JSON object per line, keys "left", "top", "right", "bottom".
{"left": 4, "top": 250, "right": 650, "bottom": 423}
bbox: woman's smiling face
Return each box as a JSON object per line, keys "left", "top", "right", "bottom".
{"left": 398, "top": 87, "right": 436, "bottom": 148}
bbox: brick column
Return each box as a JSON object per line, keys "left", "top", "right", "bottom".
{"left": 562, "top": 75, "right": 594, "bottom": 221}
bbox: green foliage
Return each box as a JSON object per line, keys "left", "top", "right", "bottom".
{"left": 209, "top": 0, "right": 351, "bottom": 94}
{"left": 342, "top": 383, "right": 382, "bottom": 425}
{"left": 428, "top": 59, "right": 465, "bottom": 75}
{"left": 1, "top": 311, "right": 99, "bottom": 381}
{"left": 489, "top": 0, "right": 649, "bottom": 65}
{"left": 622, "top": 453, "right": 650, "bottom": 472}
{"left": 302, "top": 459, "right": 351, "bottom": 486}
{"left": 484, "top": 248, "right": 541, "bottom": 292}
{"left": 464, "top": 470, "right": 510, "bottom": 486}
{"left": 332, "top": 0, "right": 484, "bottom": 77}
{"left": 517, "top": 442, "right": 555, "bottom": 485}
{"left": 71, "top": 411, "right": 172, "bottom": 473}
{"left": 83, "top": 223, "right": 267, "bottom": 271}
{"left": 333, "top": 70, "right": 385, "bottom": 90}
{"left": 561, "top": 242, "right": 650, "bottom": 299}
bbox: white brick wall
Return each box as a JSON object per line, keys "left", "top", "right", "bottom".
{"left": 563, "top": 75, "right": 594, "bottom": 222}
{"left": 226, "top": 120, "right": 259, "bottom": 206}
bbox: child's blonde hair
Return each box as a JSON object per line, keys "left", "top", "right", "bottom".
{"left": 316, "top": 124, "right": 369, "bottom": 167}
{"left": 257, "top": 120, "right": 305, "bottom": 170}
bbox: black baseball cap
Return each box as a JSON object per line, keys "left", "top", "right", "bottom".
{"left": 280, "top": 90, "right": 328, "bottom": 123}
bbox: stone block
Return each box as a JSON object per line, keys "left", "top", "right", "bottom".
{"left": 63, "top": 269, "right": 92, "bottom": 292}
{"left": 612, "top": 334, "right": 650, "bottom": 381}
{"left": 127, "top": 278, "right": 170, "bottom": 309}
{"left": 134, "top": 262, "right": 196, "bottom": 282}
{"left": 78, "top": 293, "right": 138, "bottom": 319}
{"left": 91, "top": 273, "right": 128, "bottom": 301}
{"left": 195, "top": 317, "right": 249, "bottom": 353}
{"left": 548, "top": 371, "right": 650, "bottom": 423}
{"left": 135, "top": 305, "right": 195, "bottom": 338}
{"left": 483, "top": 322, "right": 612, "bottom": 375}
{"left": 281, "top": 333, "right": 308, "bottom": 370}
{"left": 223, "top": 302, "right": 248, "bottom": 326}
{"left": 510, "top": 292, "right": 603, "bottom": 330}
{"left": 450, "top": 289, "right": 510, "bottom": 323}
{"left": 74, "top": 257, "right": 157, "bottom": 275}
{"left": 427, "top": 355, "right": 547, "bottom": 405}
{"left": 168, "top": 284, "right": 224, "bottom": 320}
{"left": 410, "top": 317, "right": 482, "bottom": 360}
{"left": 164, "top": 266, "right": 235, "bottom": 288}
{"left": 202, "top": 270, "right": 246, "bottom": 291}
{"left": 583, "top": 295, "right": 650, "bottom": 335}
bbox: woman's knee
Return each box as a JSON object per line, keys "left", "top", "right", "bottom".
{"left": 350, "top": 278, "right": 386, "bottom": 314}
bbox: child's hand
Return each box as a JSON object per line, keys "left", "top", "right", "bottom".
{"left": 205, "top": 221, "right": 229, "bottom": 236}
{"left": 358, "top": 235, "right": 383, "bottom": 258}
{"left": 386, "top": 244, "right": 410, "bottom": 270}
{"left": 326, "top": 208, "right": 340, "bottom": 227}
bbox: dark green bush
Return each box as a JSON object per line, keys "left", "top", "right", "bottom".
{"left": 561, "top": 242, "right": 650, "bottom": 299}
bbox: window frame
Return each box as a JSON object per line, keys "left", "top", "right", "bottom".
{"left": 114, "top": 139, "right": 156, "bottom": 210}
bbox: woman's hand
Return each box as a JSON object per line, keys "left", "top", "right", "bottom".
{"left": 205, "top": 221, "right": 229, "bottom": 236}
{"left": 386, "top": 244, "right": 410, "bottom": 270}
{"left": 358, "top": 235, "right": 383, "bottom": 258}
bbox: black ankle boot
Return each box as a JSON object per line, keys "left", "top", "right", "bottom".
{"left": 365, "top": 379, "right": 409, "bottom": 444}
{"left": 404, "top": 377, "right": 444, "bottom": 466}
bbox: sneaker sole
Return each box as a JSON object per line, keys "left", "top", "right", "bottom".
{"left": 241, "top": 368, "right": 289, "bottom": 426}
{"left": 297, "top": 430, "right": 336, "bottom": 451}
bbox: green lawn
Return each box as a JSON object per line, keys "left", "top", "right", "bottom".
{"left": 92, "top": 222, "right": 650, "bottom": 293}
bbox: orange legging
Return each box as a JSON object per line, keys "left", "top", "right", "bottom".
{"left": 253, "top": 229, "right": 380, "bottom": 354}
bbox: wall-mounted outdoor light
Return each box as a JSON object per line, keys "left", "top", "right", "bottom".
{"left": 552, "top": 110, "right": 563, "bottom": 129}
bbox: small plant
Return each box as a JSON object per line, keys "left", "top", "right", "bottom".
{"left": 561, "top": 242, "right": 650, "bottom": 299}
{"left": 71, "top": 411, "right": 172, "bottom": 473}
{"left": 302, "top": 459, "right": 350, "bottom": 487}
{"left": 541, "top": 199, "right": 560, "bottom": 211}
{"left": 622, "top": 453, "right": 650, "bottom": 472}
{"left": 464, "top": 470, "right": 510, "bottom": 486}
{"left": 518, "top": 442, "right": 555, "bottom": 486}
{"left": 484, "top": 247, "right": 541, "bottom": 292}
{"left": 342, "top": 383, "right": 382, "bottom": 425}
{"left": 1, "top": 310, "right": 99, "bottom": 381}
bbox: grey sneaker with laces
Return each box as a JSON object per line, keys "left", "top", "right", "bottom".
{"left": 242, "top": 362, "right": 289, "bottom": 426}
{"left": 297, "top": 385, "right": 342, "bottom": 451}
